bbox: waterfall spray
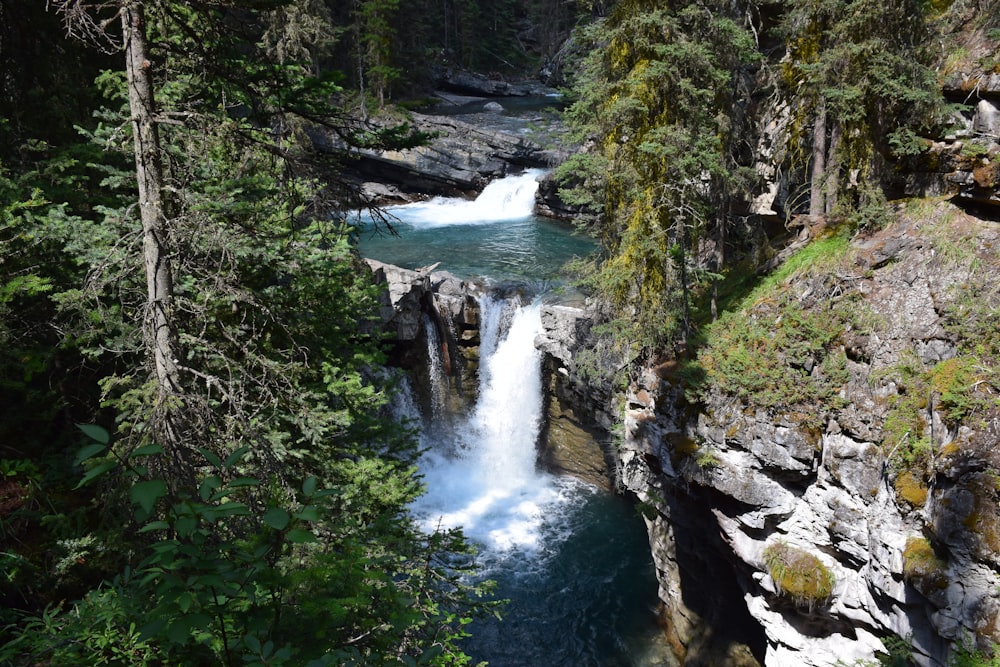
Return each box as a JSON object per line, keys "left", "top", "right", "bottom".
{"left": 410, "top": 294, "right": 564, "bottom": 552}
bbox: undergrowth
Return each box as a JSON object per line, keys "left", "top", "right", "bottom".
{"left": 682, "top": 233, "right": 857, "bottom": 422}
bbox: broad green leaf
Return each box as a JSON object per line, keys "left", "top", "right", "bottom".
{"left": 285, "top": 528, "right": 318, "bottom": 544}
{"left": 75, "top": 460, "right": 116, "bottom": 488}
{"left": 131, "top": 444, "right": 163, "bottom": 458}
{"left": 224, "top": 445, "right": 250, "bottom": 469}
{"left": 77, "top": 423, "right": 109, "bottom": 444}
{"left": 197, "top": 447, "right": 222, "bottom": 469}
{"left": 207, "top": 501, "right": 250, "bottom": 519}
{"left": 130, "top": 480, "right": 167, "bottom": 514}
{"left": 75, "top": 443, "right": 107, "bottom": 464}
{"left": 245, "top": 634, "right": 262, "bottom": 653}
{"left": 138, "top": 520, "right": 170, "bottom": 533}
{"left": 175, "top": 515, "right": 198, "bottom": 538}
{"left": 302, "top": 475, "right": 318, "bottom": 496}
{"left": 263, "top": 507, "right": 290, "bottom": 530}
{"left": 294, "top": 505, "right": 319, "bottom": 522}
{"left": 199, "top": 476, "right": 222, "bottom": 501}
{"left": 226, "top": 477, "right": 260, "bottom": 489}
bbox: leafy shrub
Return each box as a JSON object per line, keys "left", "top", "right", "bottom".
{"left": 762, "top": 540, "right": 836, "bottom": 610}
{"left": 2, "top": 426, "right": 496, "bottom": 667}
{"left": 0, "top": 587, "right": 162, "bottom": 666}
{"left": 950, "top": 642, "right": 1000, "bottom": 667}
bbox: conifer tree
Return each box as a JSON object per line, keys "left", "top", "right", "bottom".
{"left": 780, "top": 0, "right": 941, "bottom": 222}
{"left": 0, "top": 2, "right": 492, "bottom": 663}
{"left": 559, "top": 0, "right": 759, "bottom": 352}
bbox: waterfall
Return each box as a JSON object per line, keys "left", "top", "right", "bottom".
{"left": 376, "top": 171, "right": 664, "bottom": 666}
{"left": 461, "top": 295, "right": 542, "bottom": 487}
{"left": 422, "top": 314, "right": 449, "bottom": 417}
{"left": 411, "top": 293, "right": 566, "bottom": 553}
{"left": 385, "top": 169, "right": 544, "bottom": 226}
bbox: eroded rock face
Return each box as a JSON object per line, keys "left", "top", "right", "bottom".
{"left": 539, "top": 206, "right": 1000, "bottom": 666}
{"left": 365, "top": 258, "right": 485, "bottom": 409}
{"left": 323, "top": 112, "right": 562, "bottom": 200}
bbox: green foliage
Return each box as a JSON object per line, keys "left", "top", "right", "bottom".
{"left": 0, "top": 587, "right": 164, "bottom": 666}
{"left": 873, "top": 634, "right": 915, "bottom": 667}
{"left": 683, "top": 235, "right": 855, "bottom": 420}
{"left": 950, "top": 642, "right": 1000, "bottom": 667}
{"left": 880, "top": 342, "right": 997, "bottom": 476}
{"left": 557, "top": 0, "right": 761, "bottom": 352}
{"left": 881, "top": 372, "right": 933, "bottom": 472}
{"left": 4, "top": 427, "right": 496, "bottom": 666}
{"left": 762, "top": 539, "right": 836, "bottom": 609}
{"left": 780, "top": 0, "right": 943, "bottom": 213}
{"left": 1, "top": 3, "right": 499, "bottom": 664}
{"left": 694, "top": 449, "right": 721, "bottom": 469}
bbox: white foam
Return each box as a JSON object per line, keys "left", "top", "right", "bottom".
{"left": 411, "top": 297, "right": 576, "bottom": 554}
{"left": 387, "top": 170, "right": 544, "bottom": 226}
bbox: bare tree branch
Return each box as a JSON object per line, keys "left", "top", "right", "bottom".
{"left": 48, "top": 0, "right": 124, "bottom": 53}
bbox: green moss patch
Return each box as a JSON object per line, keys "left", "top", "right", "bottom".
{"left": 763, "top": 540, "right": 836, "bottom": 609}
{"left": 902, "top": 536, "right": 948, "bottom": 592}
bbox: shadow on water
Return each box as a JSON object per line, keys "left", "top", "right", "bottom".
{"left": 461, "top": 483, "right": 676, "bottom": 667}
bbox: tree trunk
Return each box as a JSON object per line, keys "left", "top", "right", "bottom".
{"left": 825, "top": 120, "right": 842, "bottom": 216}
{"left": 809, "top": 98, "right": 827, "bottom": 222}
{"left": 122, "top": 3, "right": 181, "bottom": 416}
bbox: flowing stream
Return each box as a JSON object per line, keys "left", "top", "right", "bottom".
{"left": 357, "top": 169, "right": 595, "bottom": 283}
{"left": 365, "top": 173, "right": 673, "bottom": 666}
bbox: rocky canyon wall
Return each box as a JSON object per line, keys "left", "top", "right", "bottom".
{"left": 540, "top": 204, "right": 1000, "bottom": 667}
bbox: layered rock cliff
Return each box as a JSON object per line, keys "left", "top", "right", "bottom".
{"left": 539, "top": 202, "right": 1000, "bottom": 667}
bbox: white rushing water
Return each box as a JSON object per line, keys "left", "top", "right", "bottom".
{"left": 384, "top": 180, "right": 668, "bottom": 666}
{"left": 386, "top": 169, "right": 544, "bottom": 226}
{"left": 410, "top": 295, "right": 572, "bottom": 554}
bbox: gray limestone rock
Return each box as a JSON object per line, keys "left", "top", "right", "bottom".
{"left": 537, "top": 208, "right": 1000, "bottom": 667}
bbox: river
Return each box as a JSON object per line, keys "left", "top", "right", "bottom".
{"left": 359, "top": 172, "right": 674, "bottom": 666}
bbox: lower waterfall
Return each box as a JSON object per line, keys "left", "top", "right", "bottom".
{"left": 411, "top": 295, "right": 566, "bottom": 551}
{"left": 404, "top": 294, "right": 674, "bottom": 666}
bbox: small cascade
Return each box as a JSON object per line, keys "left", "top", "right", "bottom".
{"left": 475, "top": 293, "right": 517, "bottom": 380}
{"left": 422, "top": 314, "right": 449, "bottom": 417}
{"left": 385, "top": 169, "right": 544, "bottom": 226}
{"left": 358, "top": 169, "right": 596, "bottom": 282}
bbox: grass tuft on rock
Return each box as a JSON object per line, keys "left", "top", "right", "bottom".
{"left": 902, "top": 536, "right": 949, "bottom": 593}
{"left": 763, "top": 540, "right": 835, "bottom": 610}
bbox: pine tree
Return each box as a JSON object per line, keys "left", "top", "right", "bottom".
{"left": 779, "top": 0, "right": 941, "bottom": 223}
{"left": 559, "top": 0, "right": 759, "bottom": 352}
{"left": 1, "top": 2, "right": 494, "bottom": 663}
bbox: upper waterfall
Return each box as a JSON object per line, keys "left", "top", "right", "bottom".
{"left": 385, "top": 169, "right": 544, "bottom": 226}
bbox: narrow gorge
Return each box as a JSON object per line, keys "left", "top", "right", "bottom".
{"left": 359, "top": 60, "right": 1000, "bottom": 665}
